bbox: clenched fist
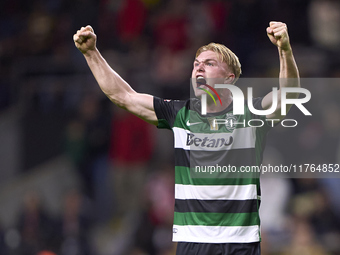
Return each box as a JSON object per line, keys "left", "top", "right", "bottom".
{"left": 73, "top": 25, "right": 97, "bottom": 55}
{"left": 266, "top": 22, "right": 291, "bottom": 51}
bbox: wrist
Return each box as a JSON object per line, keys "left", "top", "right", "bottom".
{"left": 278, "top": 45, "right": 292, "bottom": 55}
{"left": 84, "top": 47, "right": 98, "bottom": 58}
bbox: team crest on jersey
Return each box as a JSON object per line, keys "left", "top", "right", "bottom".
{"left": 225, "top": 113, "right": 238, "bottom": 132}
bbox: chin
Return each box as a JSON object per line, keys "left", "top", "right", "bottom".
{"left": 194, "top": 89, "right": 204, "bottom": 98}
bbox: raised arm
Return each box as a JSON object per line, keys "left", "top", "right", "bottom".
{"left": 262, "top": 21, "right": 300, "bottom": 120}
{"left": 73, "top": 26, "right": 158, "bottom": 125}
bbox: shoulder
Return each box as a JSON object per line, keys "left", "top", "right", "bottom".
{"left": 154, "top": 97, "right": 195, "bottom": 113}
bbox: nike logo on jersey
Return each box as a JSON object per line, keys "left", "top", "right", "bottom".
{"left": 186, "top": 120, "right": 202, "bottom": 126}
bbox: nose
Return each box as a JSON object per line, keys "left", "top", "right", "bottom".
{"left": 196, "top": 61, "right": 205, "bottom": 72}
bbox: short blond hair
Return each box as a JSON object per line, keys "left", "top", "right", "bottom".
{"left": 196, "top": 43, "right": 242, "bottom": 82}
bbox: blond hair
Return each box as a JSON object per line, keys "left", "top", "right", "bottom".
{"left": 196, "top": 43, "right": 242, "bottom": 83}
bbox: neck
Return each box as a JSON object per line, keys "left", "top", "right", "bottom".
{"left": 205, "top": 95, "right": 233, "bottom": 113}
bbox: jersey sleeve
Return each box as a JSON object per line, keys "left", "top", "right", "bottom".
{"left": 153, "top": 97, "right": 186, "bottom": 130}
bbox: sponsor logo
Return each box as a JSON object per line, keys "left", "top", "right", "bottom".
{"left": 186, "top": 120, "right": 202, "bottom": 126}
{"left": 186, "top": 133, "right": 233, "bottom": 148}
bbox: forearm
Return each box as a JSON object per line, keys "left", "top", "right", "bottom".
{"left": 278, "top": 46, "right": 300, "bottom": 88}
{"left": 279, "top": 46, "right": 299, "bottom": 78}
{"left": 84, "top": 49, "right": 135, "bottom": 108}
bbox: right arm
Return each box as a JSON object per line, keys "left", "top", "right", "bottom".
{"left": 73, "top": 25, "right": 158, "bottom": 125}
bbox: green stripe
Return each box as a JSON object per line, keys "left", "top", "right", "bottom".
{"left": 175, "top": 166, "right": 259, "bottom": 185}
{"left": 173, "top": 107, "right": 190, "bottom": 130}
{"left": 157, "top": 118, "right": 171, "bottom": 130}
{"left": 174, "top": 212, "right": 260, "bottom": 226}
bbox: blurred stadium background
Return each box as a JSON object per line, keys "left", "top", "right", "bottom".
{"left": 0, "top": 0, "right": 340, "bottom": 254}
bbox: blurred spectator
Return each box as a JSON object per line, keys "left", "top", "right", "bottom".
{"left": 308, "top": 0, "right": 340, "bottom": 52}
{"left": 0, "top": 61, "right": 12, "bottom": 112}
{"left": 25, "top": 1, "right": 55, "bottom": 55}
{"left": 260, "top": 148, "right": 292, "bottom": 252}
{"left": 131, "top": 164, "right": 175, "bottom": 255}
{"left": 282, "top": 218, "right": 328, "bottom": 255}
{"left": 56, "top": 189, "right": 94, "bottom": 255}
{"left": 289, "top": 178, "right": 340, "bottom": 253}
{"left": 228, "top": 0, "right": 264, "bottom": 64}
{"left": 309, "top": 190, "right": 340, "bottom": 252}
{"left": 65, "top": 118, "right": 87, "bottom": 173}
{"left": 0, "top": 223, "right": 9, "bottom": 255}
{"left": 117, "top": 0, "right": 147, "bottom": 43}
{"left": 149, "top": 0, "right": 193, "bottom": 98}
{"left": 109, "top": 108, "right": 154, "bottom": 216}
{"left": 65, "top": 94, "right": 111, "bottom": 201}
{"left": 152, "top": 0, "right": 190, "bottom": 52}
{"left": 320, "top": 178, "right": 340, "bottom": 218}
{"left": 16, "top": 191, "right": 57, "bottom": 255}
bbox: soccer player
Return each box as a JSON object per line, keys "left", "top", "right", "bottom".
{"left": 73, "top": 21, "right": 299, "bottom": 255}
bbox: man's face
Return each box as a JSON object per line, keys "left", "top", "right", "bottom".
{"left": 191, "top": 50, "right": 232, "bottom": 98}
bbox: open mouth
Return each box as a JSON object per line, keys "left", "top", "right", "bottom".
{"left": 196, "top": 76, "right": 206, "bottom": 87}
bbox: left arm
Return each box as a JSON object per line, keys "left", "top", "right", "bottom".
{"left": 262, "top": 21, "right": 300, "bottom": 120}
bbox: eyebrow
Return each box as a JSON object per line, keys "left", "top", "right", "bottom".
{"left": 194, "top": 58, "right": 218, "bottom": 63}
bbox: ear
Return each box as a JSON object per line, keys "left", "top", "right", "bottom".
{"left": 224, "top": 73, "right": 235, "bottom": 84}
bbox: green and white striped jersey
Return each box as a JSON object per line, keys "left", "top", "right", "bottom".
{"left": 154, "top": 97, "right": 271, "bottom": 243}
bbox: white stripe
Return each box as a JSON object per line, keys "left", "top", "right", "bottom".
{"left": 175, "top": 184, "right": 257, "bottom": 200}
{"left": 172, "top": 225, "right": 260, "bottom": 243}
{"left": 173, "top": 126, "right": 256, "bottom": 151}
{"left": 173, "top": 127, "right": 190, "bottom": 149}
